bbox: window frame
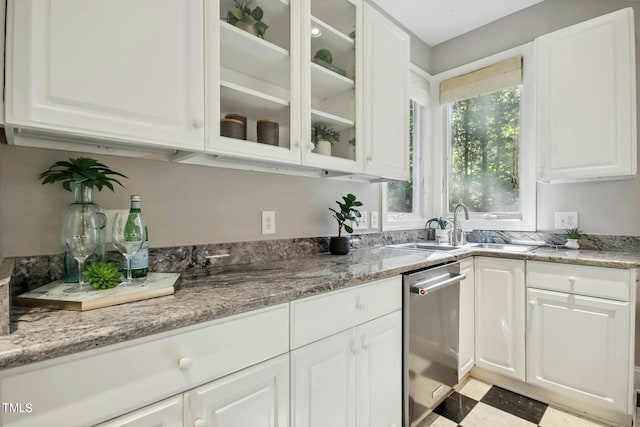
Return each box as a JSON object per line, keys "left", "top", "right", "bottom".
{"left": 431, "top": 43, "right": 536, "bottom": 231}
{"left": 381, "top": 64, "right": 432, "bottom": 231}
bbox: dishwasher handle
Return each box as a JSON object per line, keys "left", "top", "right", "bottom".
{"left": 410, "top": 272, "right": 465, "bottom": 296}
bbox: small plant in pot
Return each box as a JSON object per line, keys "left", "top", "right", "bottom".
{"left": 312, "top": 123, "right": 340, "bottom": 156}
{"left": 565, "top": 227, "right": 581, "bottom": 249}
{"left": 328, "top": 193, "right": 362, "bottom": 255}
{"left": 226, "top": 0, "right": 269, "bottom": 39}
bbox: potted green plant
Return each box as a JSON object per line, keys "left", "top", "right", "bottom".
{"left": 565, "top": 227, "right": 581, "bottom": 249}
{"left": 328, "top": 193, "right": 362, "bottom": 255}
{"left": 39, "top": 157, "right": 127, "bottom": 282}
{"left": 312, "top": 123, "right": 340, "bottom": 156}
{"left": 427, "top": 217, "right": 450, "bottom": 243}
{"left": 312, "top": 48, "right": 347, "bottom": 77}
{"left": 226, "top": 0, "right": 269, "bottom": 39}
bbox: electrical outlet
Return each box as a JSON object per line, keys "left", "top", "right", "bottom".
{"left": 261, "top": 211, "right": 275, "bottom": 235}
{"left": 370, "top": 211, "right": 379, "bottom": 229}
{"left": 104, "top": 209, "right": 128, "bottom": 244}
{"left": 352, "top": 211, "right": 368, "bottom": 231}
{"left": 554, "top": 212, "right": 578, "bottom": 229}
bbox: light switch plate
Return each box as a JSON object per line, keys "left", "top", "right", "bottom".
{"left": 554, "top": 212, "right": 578, "bottom": 229}
{"left": 261, "top": 211, "right": 275, "bottom": 235}
{"left": 352, "top": 211, "right": 368, "bottom": 231}
{"left": 370, "top": 211, "right": 379, "bottom": 229}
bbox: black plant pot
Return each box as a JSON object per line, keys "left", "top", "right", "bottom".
{"left": 329, "top": 236, "right": 350, "bottom": 255}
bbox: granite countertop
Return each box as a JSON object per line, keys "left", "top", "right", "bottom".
{"left": 0, "top": 246, "right": 639, "bottom": 370}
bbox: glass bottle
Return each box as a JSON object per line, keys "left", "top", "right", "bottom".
{"left": 63, "top": 183, "right": 106, "bottom": 283}
{"left": 122, "top": 195, "right": 149, "bottom": 279}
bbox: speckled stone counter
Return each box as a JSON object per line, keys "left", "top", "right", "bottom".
{"left": 0, "top": 246, "right": 638, "bottom": 370}
{"left": 0, "top": 258, "right": 13, "bottom": 336}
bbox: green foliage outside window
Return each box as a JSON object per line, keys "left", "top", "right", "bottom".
{"left": 449, "top": 87, "right": 521, "bottom": 213}
{"left": 387, "top": 101, "right": 415, "bottom": 213}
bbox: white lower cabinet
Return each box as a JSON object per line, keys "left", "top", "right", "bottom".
{"left": 474, "top": 257, "right": 525, "bottom": 381}
{"left": 291, "top": 310, "right": 402, "bottom": 427}
{"left": 525, "top": 261, "right": 634, "bottom": 415}
{"left": 98, "top": 396, "right": 183, "bottom": 427}
{"left": 458, "top": 258, "right": 475, "bottom": 378}
{"left": 185, "top": 354, "right": 289, "bottom": 427}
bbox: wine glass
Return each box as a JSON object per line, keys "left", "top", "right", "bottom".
{"left": 111, "top": 212, "right": 145, "bottom": 286}
{"left": 63, "top": 211, "right": 103, "bottom": 290}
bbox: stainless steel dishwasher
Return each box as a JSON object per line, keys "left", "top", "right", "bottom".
{"left": 403, "top": 262, "right": 465, "bottom": 427}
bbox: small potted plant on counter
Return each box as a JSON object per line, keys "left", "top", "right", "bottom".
{"left": 226, "top": 0, "right": 269, "bottom": 39}
{"left": 328, "top": 193, "right": 362, "bottom": 255}
{"left": 427, "top": 217, "right": 450, "bottom": 243}
{"left": 312, "top": 123, "right": 340, "bottom": 156}
{"left": 565, "top": 227, "right": 581, "bottom": 249}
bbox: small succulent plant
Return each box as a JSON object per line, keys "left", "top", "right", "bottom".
{"left": 84, "top": 262, "right": 122, "bottom": 290}
{"left": 566, "top": 227, "right": 581, "bottom": 239}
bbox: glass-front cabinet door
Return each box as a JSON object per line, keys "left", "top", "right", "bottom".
{"left": 206, "top": 0, "right": 301, "bottom": 165}
{"left": 302, "top": 0, "right": 363, "bottom": 173}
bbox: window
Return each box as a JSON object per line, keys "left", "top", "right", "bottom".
{"left": 382, "top": 66, "right": 430, "bottom": 230}
{"left": 436, "top": 46, "right": 535, "bottom": 231}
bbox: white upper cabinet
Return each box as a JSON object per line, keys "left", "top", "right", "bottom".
{"left": 206, "top": 0, "right": 302, "bottom": 165}
{"left": 536, "top": 8, "right": 637, "bottom": 182}
{"left": 301, "top": 0, "right": 363, "bottom": 173}
{"left": 363, "top": 4, "right": 410, "bottom": 181}
{"left": 5, "top": 0, "right": 205, "bottom": 151}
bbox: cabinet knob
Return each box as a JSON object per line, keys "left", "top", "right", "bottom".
{"left": 193, "top": 418, "right": 206, "bottom": 427}
{"left": 350, "top": 340, "right": 358, "bottom": 354}
{"left": 366, "top": 155, "right": 373, "bottom": 161}
{"left": 193, "top": 119, "right": 204, "bottom": 129}
{"left": 356, "top": 303, "right": 365, "bottom": 311}
{"left": 568, "top": 276, "right": 577, "bottom": 284}
{"left": 528, "top": 300, "right": 536, "bottom": 306}
{"left": 293, "top": 141, "right": 300, "bottom": 148}
{"left": 178, "top": 357, "right": 193, "bottom": 371}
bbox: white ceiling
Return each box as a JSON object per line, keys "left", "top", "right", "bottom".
{"left": 371, "top": 0, "right": 544, "bottom": 46}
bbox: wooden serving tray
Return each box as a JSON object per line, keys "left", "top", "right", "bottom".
{"left": 15, "top": 273, "right": 180, "bottom": 311}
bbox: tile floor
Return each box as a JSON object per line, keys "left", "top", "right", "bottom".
{"left": 419, "top": 378, "right": 610, "bottom": 427}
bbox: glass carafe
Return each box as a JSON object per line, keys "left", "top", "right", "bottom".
{"left": 62, "top": 183, "right": 106, "bottom": 283}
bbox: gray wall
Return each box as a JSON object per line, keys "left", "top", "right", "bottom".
{"left": 0, "top": 144, "right": 379, "bottom": 256}
{"left": 433, "top": 0, "right": 640, "bottom": 235}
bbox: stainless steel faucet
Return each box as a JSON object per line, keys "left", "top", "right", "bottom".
{"left": 451, "top": 203, "right": 470, "bottom": 246}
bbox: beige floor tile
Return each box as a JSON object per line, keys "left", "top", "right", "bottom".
{"left": 418, "top": 412, "right": 458, "bottom": 427}
{"left": 539, "top": 407, "right": 607, "bottom": 427}
{"left": 461, "top": 402, "right": 536, "bottom": 427}
{"left": 459, "top": 378, "right": 492, "bottom": 401}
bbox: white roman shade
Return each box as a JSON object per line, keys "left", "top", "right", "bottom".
{"left": 440, "top": 56, "right": 522, "bottom": 104}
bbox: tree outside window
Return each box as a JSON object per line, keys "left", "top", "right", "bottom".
{"left": 388, "top": 101, "right": 417, "bottom": 214}
{"left": 449, "top": 87, "right": 521, "bottom": 215}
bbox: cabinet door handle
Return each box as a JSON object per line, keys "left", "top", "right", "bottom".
{"left": 193, "top": 418, "right": 206, "bottom": 427}
{"left": 356, "top": 302, "right": 365, "bottom": 311}
{"left": 193, "top": 119, "right": 204, "bottom": 129}
{"left": 350, "top": 339, "right": 358, "bottom": 354}
{"left": 178, "top": 357, "right": 193, "bottom": 371}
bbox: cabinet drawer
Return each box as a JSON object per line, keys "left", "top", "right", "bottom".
{"left": 0, "top": 304, "right": 289, "bottom": 427}
{"left": 290, "top": 276, "right": 401, "bottom": 349}
{"left": 526, "top": 261, "right": 630, "bottom": 301}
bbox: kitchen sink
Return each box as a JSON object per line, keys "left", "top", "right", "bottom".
{"left": 387, "top": 242, "right": 475, "bottom": 251}
{"left": 387, "top": 242, "right": 538, "bottom": 253}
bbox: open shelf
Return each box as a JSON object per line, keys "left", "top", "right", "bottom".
{"left": 311, "top": 109, "right": 354, "bottom": 131}
{"left": 220, "top": 21, "right": 290, "bottom": 89}
{"left": 311, "top": 0, "right": 355, "bottom": 36}
{"left": 310, "top": 16, "right": 354, "bottom": 57}
{"left": 310, "top": 62, "right": 354, "bottom": 99}
{"left": 220, "top": 80, "right": 290, "bottom": 124}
